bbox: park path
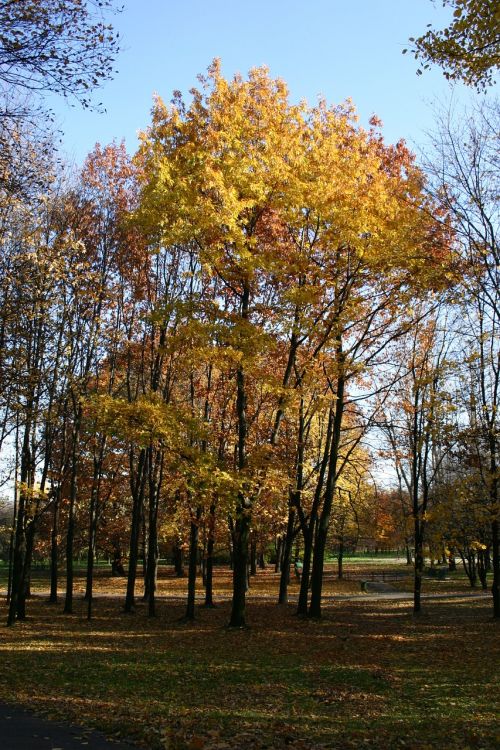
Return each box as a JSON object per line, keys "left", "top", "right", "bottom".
{"left": 0, "top": 702, "right": 139, "bottom": 750}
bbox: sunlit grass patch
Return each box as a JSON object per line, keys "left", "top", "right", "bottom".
{"left": 0, "top": 590, "right": 498, "bottom": 749}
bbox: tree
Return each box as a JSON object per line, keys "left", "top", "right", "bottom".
{"left": 379, "top": 308, "right": 455, "bottom": 613}
{"left": 135, "top": 62, "right": 308, "bottom": 627}
{"left": 136, "top": 63, "right": 454, "bottom": 624}
{"left": 406, "top": 0, "right": 500, "bottom": 89}
{"left": 0, "top": 1, "right": 121, "bottom": 235}
{"left": 426, "top": 99, "right": 500, "bottom": 617}
{"left": 0, "top": 0, "right": 120, "bottom": 111}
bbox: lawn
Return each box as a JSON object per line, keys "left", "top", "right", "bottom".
{"left": 0, "top": 566, "right": 498, "bottom": 749}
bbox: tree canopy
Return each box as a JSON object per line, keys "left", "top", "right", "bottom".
{"left": 0, "top": 0, "right": 120, "bottom": 110}
{"left": 407, "top": 0, "right": 500, "bottom": 89}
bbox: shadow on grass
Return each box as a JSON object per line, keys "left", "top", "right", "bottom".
{"left": 0, "top": 596, "right": 497, "bottom": 749}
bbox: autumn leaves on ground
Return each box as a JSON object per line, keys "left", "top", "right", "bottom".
{"left": 0, "top": 565, "right": 498, "bottom": 750}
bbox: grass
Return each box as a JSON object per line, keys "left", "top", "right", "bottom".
{"left": 0, "top": 565, "right": 498, "bottom": 749}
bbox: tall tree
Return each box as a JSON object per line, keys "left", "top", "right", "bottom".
{"left": 136, "top": 63, "right": 454, "bottom": 624}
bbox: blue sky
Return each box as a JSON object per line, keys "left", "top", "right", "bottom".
{"left": 51, "top": 0, "right": 476, "bottom": 165}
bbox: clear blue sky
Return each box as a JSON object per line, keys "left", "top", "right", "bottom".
{"left": 52, "top": 0, "right": 477, "bottom": 165}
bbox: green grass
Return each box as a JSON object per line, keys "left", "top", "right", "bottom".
{"left": 0, "top": 590, "right": 498, "bottom": 750}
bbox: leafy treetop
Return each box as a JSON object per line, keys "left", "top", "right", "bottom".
{"left": 0, "top": 0, "right": 121, "bottom": 110}
{"left": 406, "top": 0, "right": 500, "bottom": 89}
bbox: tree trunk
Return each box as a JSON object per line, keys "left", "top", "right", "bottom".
{"left": 229, "top": 506, "right": 250, "bottom": 627}
{"left": 85, "top": 441, "right": 106, "bottom": 618}
{"left": 7, "top": 416, "right": 32, "bottom": 625}
{"left": 186, "top": 507, "right": 202, "bottom": 620}
{"left": 49, "top": 490, "right": 59, "bottom": 603}
{"left": 21, "top": 520, "right": 36, "bottom": 607}
{"left": 7, "top": 480, "right": 18, "bottom": 606}
{"left": 477, "top": 548, "right": 488, "bottom": 590}
{"left": 64, "top": 404, "right": 82, "bottom": 615}
{"left": 250, "top": 536, "right": 257, "bottom": 576}
{"left": 491, "top": 518, "right": 499, "bottom": 618}
{"left": 173, "top": 541, "right": 185, "bottom": 577}
{"left": 125, "top": 448, "right": 147, "bottom": 613}
{"left": 297, "top": 526, "right": 313, "bottom": 616}
{"left": 413, "top": 522, "right": 424, "bottom": 614}
{"left": 274, "top": 536, "right": 283, "bottom": 573}
{"left": 309, "top": 516, "right": 329, "bottom": 618}
{"left": 309, "top": 366, "right": 345, "bottom": 619}
{"left": 459, "top": 549, "right": 477, "bottom": 587}
{"left": 204, "top": 504, "right": 216, "bottom": 607}
{"left": 7, "top": 491, "right": 26, "bottom": 626}
{"left": 278, "top": 504, "right": 295, "bottom": 605}
{"left": 228, "top": 284, "right": 250, "bottom": 628}
{"left": 337, "top": 539, "right": 344, "bottom": 579}
{"left": 405, "top": 541, "right": 413, "bottom": 565}
{"left": 297, "top": 411, "right": 333, "bottom": 617}
{"left": 146, "top": 447, "right": 162, "bottom": 617}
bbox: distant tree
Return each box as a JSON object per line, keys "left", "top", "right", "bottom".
{"left": 406, "top": 0, "right": 500, "bottom": 89}
{"left": 379, "top": 309, "right": 455, "bottom": 614}
{"left": 426, "top": 100, "right": 500, "bottom": 617}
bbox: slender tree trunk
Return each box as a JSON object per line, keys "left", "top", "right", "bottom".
{"left": 309, "top": 365, "right": 345, "bottom": 619}
{"left": 7, "top": 488, "right": 26, "bottom": 626}
{"left": 491, "top": 518, "right": 499, "bottom": 618}
{"left": 85, "top": 498, "right": 97, "bottom": 618}
{"left": 229, "top": 507, "right": 250, "bottom": 627}
{"left": 228, "top": 528, "right": 234, "bottom": 571}
{"left": 297, "top": 527, "right": 313, "bottom": 616}
{"left": 297, "top": 410, "right": 333, "bottom": 617}
{"left": 146, "top": 447, "right": 163, "bottom": 617}
{"left": 173, "top": 541, "right": 185, "bottom": 577}
{"left": 7, "top": 487, "right": 17, "bottom": 606}
{"left": 309, "top": 518, "right": 329, "bottom": 618}
{"left": 459, "top": 550, "right": 477, "bottom": 587}
{"left": 337, "top": 539, "right": 344, "bottom": 579}
{"left": 146, "top": 517, "right": 158, "bottom": 617}
{"left": 49, "top": 490, "right": 60, "bottom": 603}
{"left": 186, "top": 507, "right": 202, "bottom": 620}
{"left": 204, "top": 503, "right": 216, "bottom": 607}
{"left": 413, "top": 521, "right": 425, "bottom": 614}
{"left": 405, "top": 542, "right": 413, "bottom": 565}
{"left": 20, "top": 521, "right": 36, "bottom": 611}
{"left": 85, "top": 440, "right": 106, "bottom": 618}
{"left": 477, "top": 548, "right": 488, "bottom": 590}
{"left": 125, "top": 448, "right": 147, "bottom": 613}
{"left": 8, "top": 416, "right": 33, "bottom": 625}
{"left": 229, "top": 284, "right": 250, "bottom": 628}
{"left": 250, "top": 536, "right": 257, "bottom": 576}
{"left": 64, "top": 404, "right": 82, "bottom": 615}
{"left": 278, "top": 504, "right": 295, "bottom": 605}
{"left": 274, "top": 536, "right": 283, "bottom": 573}
{"left": 141, "top": 501, "right": 149, "bottom": 599}
{"left": 7, "top": 421, "right": 19, "bottom": 606}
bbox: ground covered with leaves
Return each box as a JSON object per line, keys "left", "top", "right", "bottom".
{"left": 0, "top": 568, "right": 498, "bottom": 750}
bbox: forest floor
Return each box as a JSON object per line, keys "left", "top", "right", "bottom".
{"left": 0, "top": 566, "right": 498, "bottom": 750}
